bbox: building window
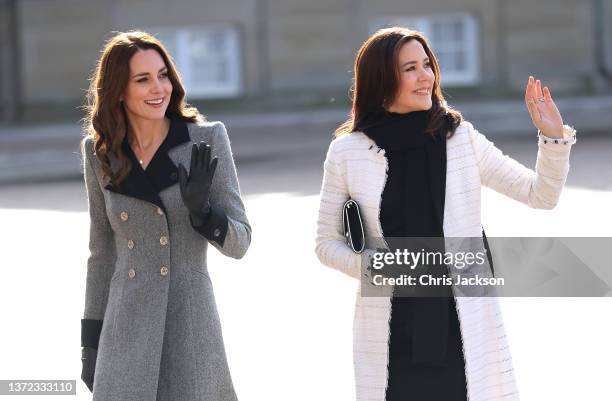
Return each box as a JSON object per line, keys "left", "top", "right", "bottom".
{"left": 151, "top": 25, "right": 242, "bottom": 98}
{"left": 370, "top": 13, "right": 480, "bottom": 86}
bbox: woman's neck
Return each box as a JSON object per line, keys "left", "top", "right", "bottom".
{"left": 127, "top": 116, "right": 170, "bottom": 151}
{"left": 386, "top": 105, "right": 420, "bottom": 114}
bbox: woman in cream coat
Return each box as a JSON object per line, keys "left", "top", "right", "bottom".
{"left": 315, "top": 27, "right": 576, "bottom": 401}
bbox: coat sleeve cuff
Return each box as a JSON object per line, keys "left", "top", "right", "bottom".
{"left": 190, "top": 206, "right": 229, "bottom": 247}
{"left": 537, "top": 125, "right": 577, "bottom": 149}
{"left": 81, "top": 319, "right": 103, "bottom": 349}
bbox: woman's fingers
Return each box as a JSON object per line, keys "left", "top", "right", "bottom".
{"left": 197, "top": 142, "right": 203, "bottom": 170}
{"left": 525, "top": 76, "right": 538, "bottom": 121}
{"left": 209, "top": 157, "right": 218, "bottom": 177}
{"left": 190, "top": 143, "right": 198, "bottom": 174}
{"left": 525, "top": 75, "right": 564, "bottom": 133}
{"left": 544, "top": 86, "right": 553, "bottom": 103}
{"left": 527, "top": 96, "right": 541, "bottom": 125}
{"left": 525, "top": 75, "right": 542, "bottom": 104}
{"left": 524, "top": 76, "right": 531, "bottom": 103}
{"left": 528, "top": 76, "right": 537, "bottom": 100}
{"left": 536, "top": 79, "right": 543, "bottom": 100}
{"left": 185, "top": 141, "right": 217, "bottom": 178}
{"left": 201, "top": 143, "right": 211, "bottom": 172}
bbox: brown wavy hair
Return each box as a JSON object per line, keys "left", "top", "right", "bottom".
{"left": 335, "top": 27, "right": 463, "bottom": 139}
{"left": 82, "top": 30, "right": 204, "bottom": 186}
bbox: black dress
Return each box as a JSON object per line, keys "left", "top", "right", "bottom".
{"left": 361, "top": 110, "right": 468, "bottom": 401}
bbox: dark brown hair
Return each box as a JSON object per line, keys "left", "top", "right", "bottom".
{"left": 82, "top": 30, "right": 204, "bottom": 186}
{"left": 335, "top": 27, "right": 463, "bottom": 139}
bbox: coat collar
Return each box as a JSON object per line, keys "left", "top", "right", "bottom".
{"left": 104, "top": 116, "right": 191, "bottom": 212}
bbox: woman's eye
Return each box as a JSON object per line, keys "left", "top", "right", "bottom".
{"left": 405, "top": 62, "right": 431, "bottom": 72}
{"left": 137, "top": 78, "right": 147, "bottom": 83}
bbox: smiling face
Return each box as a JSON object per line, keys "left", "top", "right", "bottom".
{"left": 387, "top": 39, "right": 435, "bottom": 113}
{"left": 122, "top": 48, "right": 173, "bottom": 123}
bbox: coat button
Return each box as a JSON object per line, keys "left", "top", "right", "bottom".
{"left": 120, "top": 212, "right": 128, "bottom": 221}
{"left": 160, "top": 236, "right": 168, "bottom": 246}
{"left": 127, "top": 239, "right": 135, "bottom": 249}
{"left": 156, "top": 207, "right": 164, "bottom": 216}
{"left": 160, "top": 266, "right": 168, "bottom": 276}
{"left": 170, "top": 172, "right": 178, "bottom": 181}
{"left": 214, "top": 228, "right": 221, "bottom": 237}
{"left": 128, "top": 268, "right": 136, "bottom": 279}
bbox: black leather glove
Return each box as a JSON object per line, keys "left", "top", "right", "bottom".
{"left": 178, "top": 142, "right": 218, "bottom": 227}
{"left": 81, "top": 346, "right": 97, "bottom": 393}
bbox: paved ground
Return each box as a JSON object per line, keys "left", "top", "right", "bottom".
{"left": 0, "top": 126, "right": 611, "bottom": 400}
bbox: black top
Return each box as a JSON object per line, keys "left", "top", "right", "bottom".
{"left": 111, "top": 115, "right": 187, "bottom": 213}
{"left": 362, "top": 110, "right": 453, "bottom": 366}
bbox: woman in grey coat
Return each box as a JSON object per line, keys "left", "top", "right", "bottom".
{"left": 79, "top": 31, "right": 251, "bottom": 401}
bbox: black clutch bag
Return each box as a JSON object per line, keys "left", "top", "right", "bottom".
{"left": 343, "top": 199, "right": 365, "bottom": 254}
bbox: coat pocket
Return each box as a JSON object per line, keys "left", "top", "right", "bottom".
{"left": 190, "top": 266, "right": 212, "bottom": 283}
{"left": 110, "top": 269, "right": 121, "bottom": 282}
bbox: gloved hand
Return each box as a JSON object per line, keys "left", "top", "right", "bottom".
{"left": 178, "top": 142, "right": 218, "bottom": 227}
{"left": 80, "top": 346, "right": 97, "bottom": 393}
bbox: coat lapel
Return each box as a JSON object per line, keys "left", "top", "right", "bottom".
{"left": 104, "top": 117, "right": 191, "bottom": 212}
{"left": 166, "top": 122, "right": 195, "bottom": 173}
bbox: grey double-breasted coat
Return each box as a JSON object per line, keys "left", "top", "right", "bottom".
{"left": 81, "top": 118, "right": 251, "bottom": 401}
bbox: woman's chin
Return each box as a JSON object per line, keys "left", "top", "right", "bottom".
{"left": 143, "top": 109, "right": 168, "bottom": 121}
{"left": 408, "top": 99, "right": 433, "bottom": 111}
{"left": 415, "top": 104, "right": 432, "bottom": 111}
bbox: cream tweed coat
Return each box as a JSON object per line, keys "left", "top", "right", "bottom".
{"left": 315, "top": 120, "right": 575, "bottom": 401}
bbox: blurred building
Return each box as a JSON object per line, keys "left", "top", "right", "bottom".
{"left": 1, "top": 0, "right": 611, "bottom": 123}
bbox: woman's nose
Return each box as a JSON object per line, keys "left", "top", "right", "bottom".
{"left": 151, "top": 78, "right": 163, "bottom": 93}
{"left": 419, "top": 67, "right": 433, "bottom": 82}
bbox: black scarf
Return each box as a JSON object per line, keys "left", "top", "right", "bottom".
{"left": 362, "top": 110, "right": 453, "bottom": 366}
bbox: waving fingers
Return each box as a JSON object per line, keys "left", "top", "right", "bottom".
{"left": 535, "top": 78, "right": 544, "bottom": 100}
{"left": 190, "top": 143, "right": 198, "bottom": 175}
{"left": 543, "top": 86, "right": 554, "bottom": 103}
{"left": 525, "top": 76, "right": 541, "bottom": 124}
